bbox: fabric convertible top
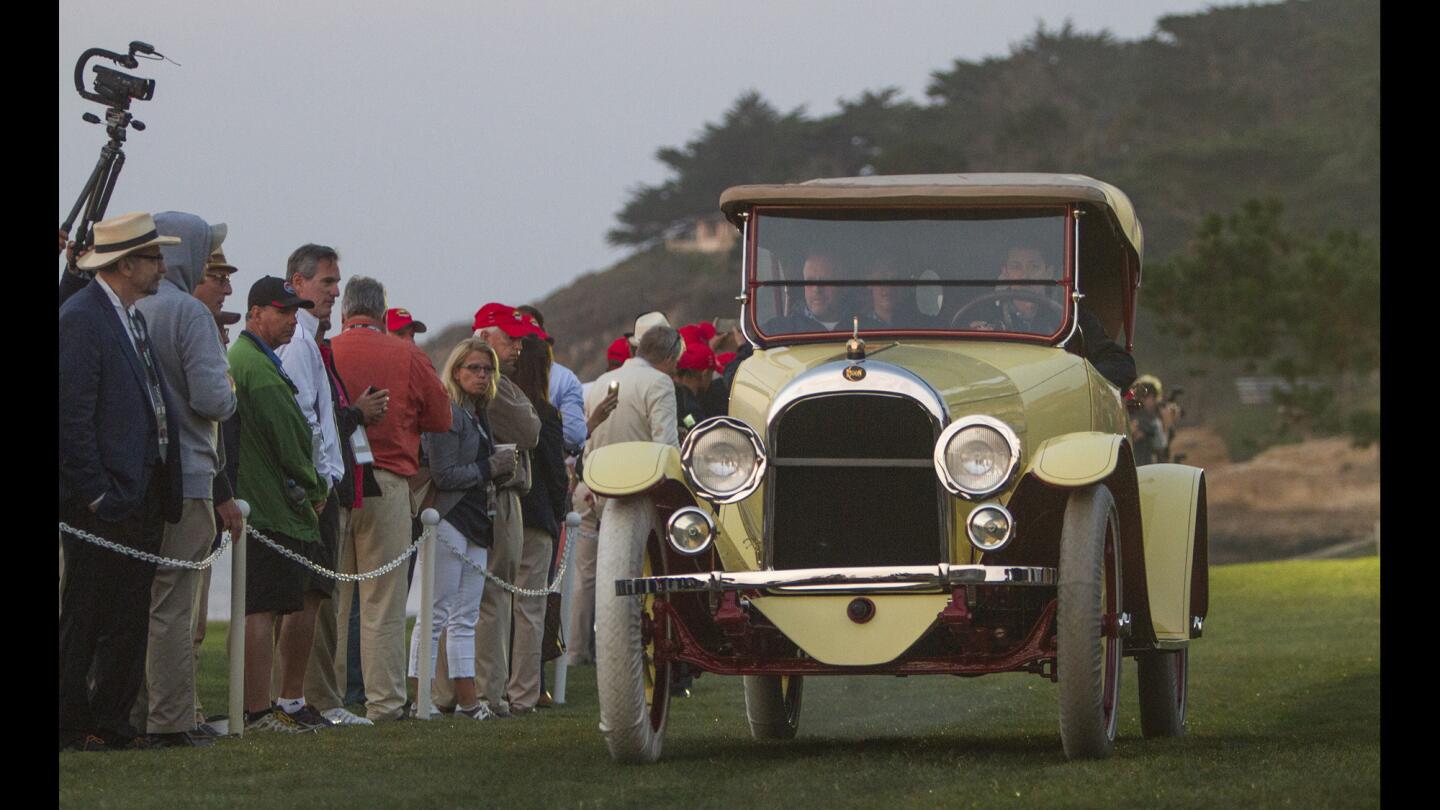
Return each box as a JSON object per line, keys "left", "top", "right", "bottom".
{"left": 719, "top": 173, "right": 1144, "bottom": 268}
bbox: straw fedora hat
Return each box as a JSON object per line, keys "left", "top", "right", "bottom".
{"left": 77, "top": 212, "right": 181, "bottom": 271}
{"left": 205, "top": 247, "right": 238, "bottom": 275}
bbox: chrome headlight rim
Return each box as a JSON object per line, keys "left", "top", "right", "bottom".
{"left": 933, "top": 415, "right": 1021, "bottom": 499}
{"left": 680, "top": 416, "right": 768, "bottom": 505}
{"left": 666, "top": 506, "right": 717, "bottom": 557}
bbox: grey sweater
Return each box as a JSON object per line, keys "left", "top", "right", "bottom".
{"left": 135, "top": 212, "right": 237, "bottom": 499}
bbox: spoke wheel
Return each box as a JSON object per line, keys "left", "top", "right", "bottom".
{"left": 595, "top": 496, "right": 671, "bottom": 764}
{"left": 1057, "top": 484, "right": 1123, "bottom": 760}
{"left": 743, "top": 674, "right": 804, "bottom": 740}
{"left": 1138, "top": 647, "right": 1188, "bottom": 738}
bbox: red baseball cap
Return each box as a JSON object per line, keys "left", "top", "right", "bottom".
{"left": 519, "top": 311, "right": 550, "bottom": 342}
{"left": 385, "top": 307, "right": 427, "bottom": 334}
{"left": 677, "top": 342, "right": 716, "bottom": 372}
{"left": 607, "top": 336, "right": 632, "bottom": 365}
{"left": 679, "top": 322, "right": 717, "bottom": 345}
{"left": 473, "top": 302, "right": 533, "bottom": 338}
{"left": 678, "top": 324, "right": 708, "bottom": 346}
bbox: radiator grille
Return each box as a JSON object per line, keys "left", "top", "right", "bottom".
{"left": 769, "top": 394, "right": 942, "bottom": 570}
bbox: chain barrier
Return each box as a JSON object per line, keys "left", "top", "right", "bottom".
{"left": 61, "top": 516, "right": 574, "bottom": 596}
{"left": 59, "top": 522, "right": 233, "bottom": 570}
{"left": 246, "top": 525, "right": 425, "bottom": 583}
{"left": 436, "top": 524, "right": 575, "bottom": 598}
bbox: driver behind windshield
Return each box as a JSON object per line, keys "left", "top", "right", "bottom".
{"left": 763, "top": 252, "right": 879, "bottom": 334}
{"left": 969, "top": 245, "right": 1136, "bottom": 390}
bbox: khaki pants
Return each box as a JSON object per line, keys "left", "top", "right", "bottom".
{"left": 470, "top": 489, "right": 524, "bottom": 713}
{"left": 192, "top": 565, "right": 212, "bottom": 724}
{"left": 506, "top": 527, "right": 554, "bottom": 710}
{"left": 131, "top": 498, "right": 214, "bottom": 734}
{"left": 305, "top": 506, "right": 351, "bottom": 711}
{"left": 345, "top": 470, "right": 415, "bottom": 721}
{"left": 565, "top": 499, "right": 600, "bottom": 665}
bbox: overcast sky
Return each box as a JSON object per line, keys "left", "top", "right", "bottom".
{"left": 59, "top": 0, "right": 1226, "bottom": 334}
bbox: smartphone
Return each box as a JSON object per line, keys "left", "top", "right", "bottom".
{"left": 607, "top": 380, "right": 620, "bottom": 397}
{"left": 365, "top": 386, "right": 379, "bottom": 396}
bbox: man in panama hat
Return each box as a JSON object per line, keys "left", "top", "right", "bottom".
{"left": 59, "top": 212, "right": 184, "bottom": 751}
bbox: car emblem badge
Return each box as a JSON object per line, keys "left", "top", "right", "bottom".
{"left": 843, "top": 365, "right": 866, "bottom": 382}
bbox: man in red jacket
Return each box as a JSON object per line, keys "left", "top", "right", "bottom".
{"left": 329, "top": 276, "right": 451, "bottom": 722}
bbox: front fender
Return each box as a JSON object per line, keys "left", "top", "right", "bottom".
{"left": 583, "top": 441, "right": 685, "bottom": 498}
{"left": 1136, "top": 464, "right": 1208, "bottom": 644}
{"left": 1026, "top": 431, "right": 1123, "bottom": 487}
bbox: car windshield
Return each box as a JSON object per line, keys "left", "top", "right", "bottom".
{"left": 749, "top": 208, "right": 1071, "bottom": 340}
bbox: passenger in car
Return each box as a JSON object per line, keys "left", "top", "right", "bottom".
{"left": 969, "top": 245, "right": 1136, "bottom": 390}
{"left": 865, "top": 258, "right": 934, "bottom": 329}
{"left": 763, "top": 252, "right": 879, "bottom": 334}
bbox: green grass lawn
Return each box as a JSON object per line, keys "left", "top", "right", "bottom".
{"left": 59, "top": 557, "right": 1380, "bottom": 808}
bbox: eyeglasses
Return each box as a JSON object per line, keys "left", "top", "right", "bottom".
{"left": 203, "top": 271, "right": 233, "bottom": 287}
{"left": 462, "top": 363, "right": 495, "bottom": 374}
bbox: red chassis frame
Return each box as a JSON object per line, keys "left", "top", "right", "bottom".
{"left": 639, "top": 480, "right": 1062, "bottom": 681}
{"left": 645, "top": 587, "right": 1060, "bottom": 681}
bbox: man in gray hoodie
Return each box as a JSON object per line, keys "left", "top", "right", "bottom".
{"left": 128, "top": 211, "right": 242, "bottom": 747}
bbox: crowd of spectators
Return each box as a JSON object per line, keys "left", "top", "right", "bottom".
{"left": 59, "top": 210, "right": 750, "bottom": 751}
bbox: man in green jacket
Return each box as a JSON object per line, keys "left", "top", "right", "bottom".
{"left": 230, "top": 276, "right": 330, "bottom": 733}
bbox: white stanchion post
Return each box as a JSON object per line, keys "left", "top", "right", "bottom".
{"left": 415, "top": 508, "right": 440, "bottom": 720}
{"left": 552, "top": 511, "right": 582, "bottom": 706}
{"left": 229, "top": 500, "right": 250, "bottom": 737}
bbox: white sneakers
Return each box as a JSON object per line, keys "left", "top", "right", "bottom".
{"left": 457, "top": 703, "right": 500, "bottom": 721}
{"left": 321, "top": 707, "right": 375, "bottom": 726}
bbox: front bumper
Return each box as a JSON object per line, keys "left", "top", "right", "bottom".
{"left": 615, "top": 564, "right": 1057, "bottom": 596}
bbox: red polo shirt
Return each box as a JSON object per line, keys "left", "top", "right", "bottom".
{"left": 330, "top": 316, "right": 451, "bottom": 477}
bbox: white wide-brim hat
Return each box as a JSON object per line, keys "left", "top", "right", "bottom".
{"left": 77, "top": 211, "right": 181, "bottom": 271}
{"left": 630, "top": 310, "right": 672, "bottom": 347}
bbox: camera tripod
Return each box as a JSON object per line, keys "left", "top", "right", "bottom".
{"left": 59, "top": 41, "right": 161, "bottom": 274}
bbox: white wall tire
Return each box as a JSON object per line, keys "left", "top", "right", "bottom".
{"left": 595, "top": 495, "right": 671, "bottom": 764}
{"left": 743, "top": 675, "right": 803, "bottom": 740}
{"left": 1057, "top": 484, "right": 1123, "bottom": 760}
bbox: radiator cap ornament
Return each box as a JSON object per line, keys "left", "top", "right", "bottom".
{"left": 845, "top": 315, "right": 866, "bottom": 362}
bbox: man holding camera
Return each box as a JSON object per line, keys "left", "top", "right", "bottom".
{"left": 59, "top": 212, "right": 184, "bottom": 752}
{"left": 461, "top": 303, "right": 541, "bottom": 717}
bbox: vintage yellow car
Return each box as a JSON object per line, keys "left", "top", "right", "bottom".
{"left": 584, "top": 173, "right": 1208, "bottom": 764}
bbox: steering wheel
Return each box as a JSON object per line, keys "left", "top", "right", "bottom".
{"left": 949, "top": 289, "right": 1067, "bottom": 331}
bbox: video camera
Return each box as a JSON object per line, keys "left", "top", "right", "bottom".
{"left": 74, "top": 41, "right": 159, "bottom": 109}
{"left": 61, "top": 41, "right": 169, "bottom": 273}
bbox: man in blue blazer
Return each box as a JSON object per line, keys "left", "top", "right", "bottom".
{"left": 58, "top": 212, "right": 184, "bottom": 752}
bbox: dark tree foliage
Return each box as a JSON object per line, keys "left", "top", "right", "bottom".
{"left": 610, "top": 0, "right": 1379, "bottom": 258}
{"left": 1145, "top": 199, "right": 1379, "bottom": 443}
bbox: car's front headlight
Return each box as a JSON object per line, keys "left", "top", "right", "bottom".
{"left": 933, "top": 416, "right": 1021, "bottom": 499}
{"left": 681, "top": 416, "right": 767, "bottom": 504}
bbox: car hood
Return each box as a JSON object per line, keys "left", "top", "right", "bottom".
{"left": 731, "top": 339, "right": 1085, "bottom": 423}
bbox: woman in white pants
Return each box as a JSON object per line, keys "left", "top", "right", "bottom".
{"left": 408, "top": 338, "right": 515, "bottom": 720}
